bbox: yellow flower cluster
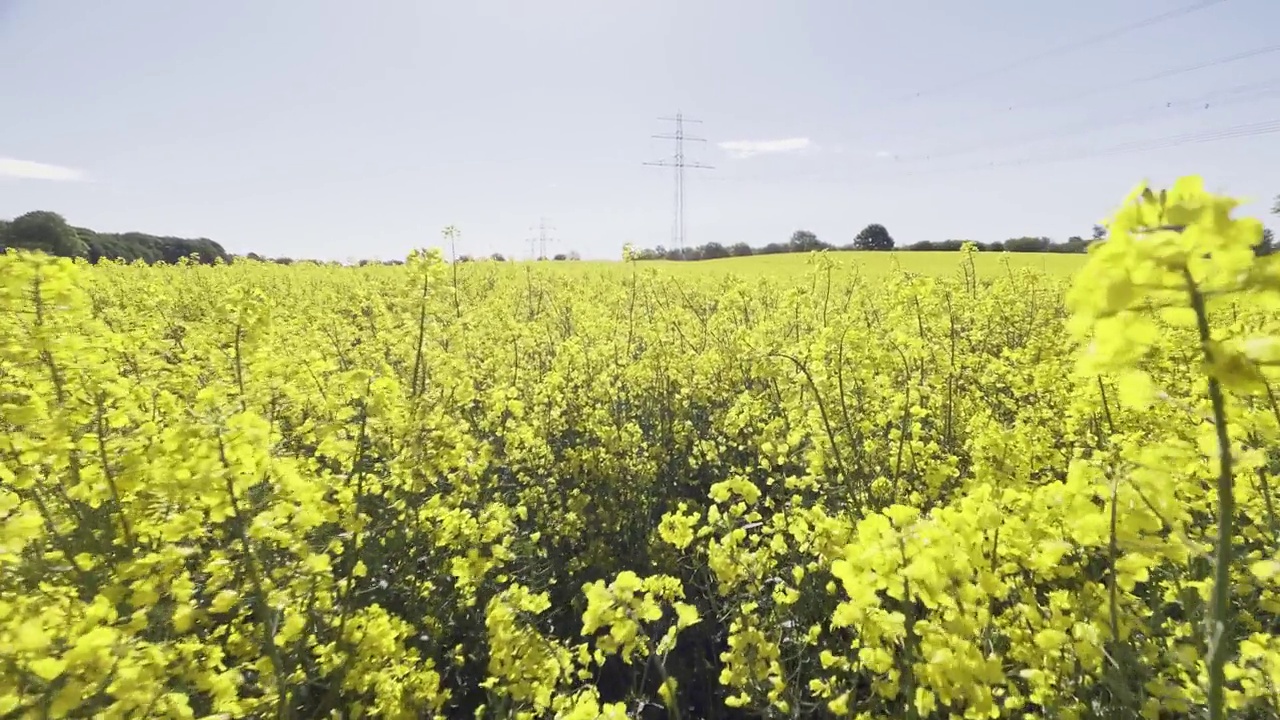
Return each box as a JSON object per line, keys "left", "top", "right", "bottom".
{"left": 1, "top": 176, "right": 1278, "bottom": 718}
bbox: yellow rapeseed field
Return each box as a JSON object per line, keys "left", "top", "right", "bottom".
{"left": 526, "top": 250, "right": 1086, "bottom": 283}
{"left": 2, "top": 177, "right": 1278, "bottom": 719}
{"left": 632, "top": 251, "right": 1086, "bottom": 280}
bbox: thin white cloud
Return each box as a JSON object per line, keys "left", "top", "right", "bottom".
{"left": 717, "top": 137, "right": 812, "bottom": 159}
{"left": 874, "top": 150, "right": 893, "bottom": 158}
{"left": 0, "top": 157, "right": 88, "bottom": 182}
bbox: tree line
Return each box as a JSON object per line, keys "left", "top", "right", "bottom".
{"left": 0, "top": 211, "right": 229, "bottom": 265}
{"left": 4, "top": 198, "right": 1276, "bottom": 266}
{"left": 630, "top": 223, "right": 1108, "bottom": 262}
{"left": 633, "top": 210, "right": 1278, "bottom": 261}
{"left": 629, "top": 223, "right": 897, "bottom": 261}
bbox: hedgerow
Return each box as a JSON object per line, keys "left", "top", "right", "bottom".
{"left": 1, "top": 176, "right": 1278, "bottom": 719}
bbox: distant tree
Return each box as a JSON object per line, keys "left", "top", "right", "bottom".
{"left": 6, "top": 211, "right": 87, "bottom": 257}
{"left": 1063, "top": 235, "right": 1090, "bottom": 253}
{"left": 1267, "top": 196, "right": 1279, "bottom": 256}
{"left": 552, "top": 253, "right": 568, "bottom": 261}
{"left": 789, "top": 230, "right": 827, "bottom": 252}
{"left": 700, "top": 242, "right": 730, "bottom": 260}
{"left": 490, "top": 253, "right": 506, "bottom": 262}
{"left": 87, "top": 231, "right": 156, "bottom": 263}
{"left": 457, "top": 254, "right": 473, "bottom": 263}
{"left": 1003, "top": 236, "right": 1051, "bottom": 253}
{"left": 568, "top": 251, "right": 581, "bottom": 261}
{"left": 635, "top": 248, "right": 661, "bottom": 260}
{"left": 159, "top": 237, "right": 227, "bottom": 264}
{"left": 926, "top": 239, "right": 984, "bottom": 251}
{"left": 729, "top": 242, "right": 753, "bottom": 257}
{"left": 3, "top": 212, "right": 233, "bottom": 264}
{"left": 853, "top": 223, "right": 894, "bottom": 251}
{"left": 1259, "top": 227, "right": 1274, "bottom": 256}
{"left": 1091, "top": 224, "right": 1107, "bottom": 241}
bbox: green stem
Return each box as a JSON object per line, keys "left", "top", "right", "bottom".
{"left": 1108, "top": 476, "right": 1121, "bottom": 648}
{"left": 1185, "top": 271, "right": 1235, "bottom": 720}
{"left": 217, "top": 435, "right": 292, "bottom": 720}
{"left": 768, "top": 352, "right": 848, "bottom": 484}
{"left": 898, "top": 535, "right": 919, "bottom": 720}
{"left": 646, "top": 639, "right": 683, "bottom": 720}
{"left": 410, "top": 267, "right": 431, "bottom": 397}
{"left": 94, "top": 396, "right": 135, "bottom": 549}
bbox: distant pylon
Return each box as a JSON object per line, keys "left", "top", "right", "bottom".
{"left": 527, "top": 217, "right": 556, "bottom": 260}
{"left": 644, "top": 112, "right": 713, "bottom": 255}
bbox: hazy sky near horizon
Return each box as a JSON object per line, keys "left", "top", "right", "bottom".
{"left": 2, "top": 0, "right": 1279, "bottom": 261}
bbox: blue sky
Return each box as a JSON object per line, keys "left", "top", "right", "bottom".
{"left": 2, "top": 0, "right": 1278, "bottom": 261}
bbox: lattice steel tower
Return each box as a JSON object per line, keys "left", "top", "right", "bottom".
{"left": 645, "top": 112, "right": 713, "bottom": 255}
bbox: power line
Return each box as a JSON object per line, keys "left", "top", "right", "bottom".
{"left": 707, "top": 116, "right": 1280, "bottom": 188}
{"left": 644, "top": 112, "right": 713, "bottom": 254}
{"left": 876, "top": 40, "right": 1280, "bottom": 140}
{"left": 838, "top": 41, "right": 1280, "bottom": 168}
{"left": 899, "top": 0, "right": 1228, "bottom": 102}
{"left": 895, "top": 77, "right": 1280, "bottom": 162}
{"left": 1007, "top": 41, "right": 1280, "bottom": 112}
{"left": 888, "top": 118, "right": 1280, "bottom": 178}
